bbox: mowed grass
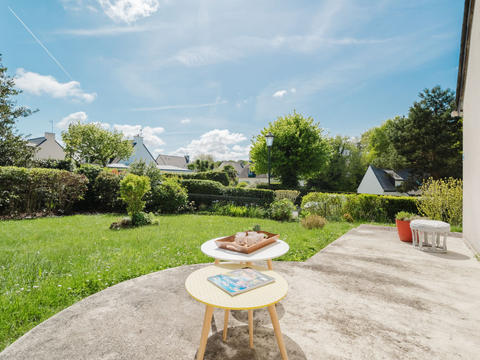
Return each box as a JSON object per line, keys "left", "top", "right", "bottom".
{"left": 0, "top": 214, "right": 355, "bottom": 351}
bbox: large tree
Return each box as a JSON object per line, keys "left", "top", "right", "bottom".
{"left": 0, "top": 55, "right": 36, "bottom": 166}
{"left": 250, "top": 111, "right": 331, "bottom": 187}
{"left": 361, "top": 117, "right": 407, "bottom": 170}
{"left": 62, "top": 122, "right": 133, "bottom": 166}
{"left": 308, "top": 136, "right": 367, "bottom": 192}
{"left": 390, "top": 86, "right": 462, "bottom": 179}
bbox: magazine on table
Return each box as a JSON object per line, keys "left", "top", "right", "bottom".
{"left": 207, "top": 268, "right": 275, "bottom": 296}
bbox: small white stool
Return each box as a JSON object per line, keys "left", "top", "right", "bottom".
{"left": 410, "top": 220, "right": 450, "bottom": 253}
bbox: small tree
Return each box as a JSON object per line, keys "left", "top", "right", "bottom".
{"left": 119, "top": 174, "right": 151, "bottom": 218}
{"left": 250, "top": 111, "right": 331, "bottom": 188}
{"left": 62, "top": 122, "right": 133, "bottom": 166}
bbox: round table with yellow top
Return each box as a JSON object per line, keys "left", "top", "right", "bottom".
{"left": 185, "top": 263, "right": 289, "bottom": 360}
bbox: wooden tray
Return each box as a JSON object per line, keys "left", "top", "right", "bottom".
{"left": 215, "top": 231, "right": 279, "bottom": 254}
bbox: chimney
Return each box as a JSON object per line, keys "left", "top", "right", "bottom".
{"left": 184, "top": 155, "right": 190, "bottom": 163}
{"left": 44, "top": 132, "right": 55, "bottom": 140}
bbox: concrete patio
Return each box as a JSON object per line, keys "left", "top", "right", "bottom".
{"left": 1, "top": 225, "right": 479, "bottom": 360}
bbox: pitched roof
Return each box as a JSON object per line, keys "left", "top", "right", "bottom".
{"left": 156, "top": 164, "right": 193, "bottom": 173}
{"left": 28, "top": 136, "right": 46, "bottom": 147}
{"left": 370, "top": 165, "right": 410, "bottom": 192}
{"left": 156, "top": 154, "right": 189, "bottom": 169}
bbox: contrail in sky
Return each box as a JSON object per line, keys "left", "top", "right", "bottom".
{"left": 8, "top": 6, "right": 74, "bottom": 81}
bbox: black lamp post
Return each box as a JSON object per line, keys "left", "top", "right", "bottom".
{"left": 266, "top": 132, "right": 274, "bottom": 187}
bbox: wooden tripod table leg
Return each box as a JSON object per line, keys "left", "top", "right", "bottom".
{"left": 267, "top": 305, "right": 288, "bottom": 360}
{"left": 267, "top": 259, "right": 273, "bottom": 270}
{"left": 197, "top": 305, "right": 214, "bottom": 360}
{"left": 223, "top": 309, "right": 230, "bottom": 341}
{"left": 248, "top": 309, "right": 254, "bottom": 348}
{"left": 214, "top": 258, "right": 220, "bottom": 265}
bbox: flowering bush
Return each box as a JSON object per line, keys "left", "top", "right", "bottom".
{"left": 417, "top": 178, "right": 462, "bottom": 226}
{"left": 270, "top": 198, "right": 296, "bottom": 221}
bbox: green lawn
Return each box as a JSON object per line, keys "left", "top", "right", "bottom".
{"left": 0, "top": 214, "right": 355, "bottom": 351}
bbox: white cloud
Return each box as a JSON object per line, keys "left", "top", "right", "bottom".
{"left": 98, "top": 0, "right": 160, "bottom": 23}
{"left": 290, "top": 88, "right": 297, "bottom": 93}
{"left": 180, "top": 118, "right": 191, "bottom": 124}
{"left": 15, "top": 69, "right": 96, "bottom": 103}
{"left": 113, "top": 124, "right": 165, "bottom": 156}
{"left": 57, "top": 111, "right": 88, "bottom": 129}
{"left": 273, "top": 90, "right": 288, "bottom": 98}
{"left": 172, "top": 129, "right": 250, "bottom": 160}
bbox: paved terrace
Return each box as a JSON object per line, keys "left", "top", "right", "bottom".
{"left": 1, "top": 225, "right": 480, "bottom": 359}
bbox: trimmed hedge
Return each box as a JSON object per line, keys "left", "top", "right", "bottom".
{"left": 0, "top": 166, "right": 88, "bottom": 216}
{"left": 180, "top": 179, "right": 275, "bottom": 206}
{"left": 301, "top": 192, "right": 418, "bottom": 222}
{"left": 165, "top": 170, "right": 230, "bottom": 186}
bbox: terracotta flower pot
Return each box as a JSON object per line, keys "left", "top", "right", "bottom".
{"left": 396, "top": 219, "right": 412, "bottom": 242}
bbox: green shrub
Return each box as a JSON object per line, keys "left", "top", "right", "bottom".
{"left": 237, "top": 182, "right": 248, "bottom": 188}
{"left": 0, "top": 166, "right": 88, "bottom": 216}
{"left": 209, "top": 202, "right": 267, "bottom": 218}
{"left": 301, "top": 191, "right": 418, "bottom": 222}
{"left": 93, "top": 170, "right": 124, "bottom": 212}
{"left": 181, "top": 179, "right": 275, "bottom": 207}
{"left": 165, "top": 170, "right": 230, "bottom": 186}
{"left": 119, "top": 174, "right": 151, "bottom": 222}
{"left": 275, "top": 190, "right": 300, "bottom": 203}
{"left": 343, "top": 213, "right": 354, "bottom": 222}
{"left": 74, "top": 164, "right": 103, "bottom": 211}
{"left": 130, "top": 211, "right": 156, "bottom": 226}
{"left": 270, "top": 198, "right": 296, "bottom": 221}
{"left": 148, "top": 177, "right": 188, "bottom": 213}
{"left": 180, "top": 179, "right": 225, "bottom": 195}
{"left": 395, "top": 211, "right": 416, "bottom": 221}
{"left": 301, "top": 192, "right": 347, "bottom": 220}
{"left": 223, "top": 187, "right": 275, "bottom": 204}
{"left": 301, "top": 215, "right": 327, "bottom": 229}
{"left": 417, "top": 178, "right": 462, "bottom": 226}
{"left": 30, "top": 159, "right": 74, "bottom": 171}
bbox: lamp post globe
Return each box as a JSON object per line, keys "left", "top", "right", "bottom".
{"left": 265, "top": 132, "right": 274, "bottom": 186}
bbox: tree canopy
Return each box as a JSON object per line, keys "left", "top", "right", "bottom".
{"left": 389, "top": 86, "right": 462, "bottom": 179}
{"left": 0, "top": 55, "right": 36, "bottom": 166}
{"left": 307, "top": 136, "right": 367, "bottom": 192}
{"left": 250, "top": 111, "right": 331, "bottom": 187}
{"left": 62, "top": 122, "right": 133, "bottom": 167}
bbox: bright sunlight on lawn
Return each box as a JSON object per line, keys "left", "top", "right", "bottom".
{"left": 0, "top": 214, "right": 354, "bottom": 350}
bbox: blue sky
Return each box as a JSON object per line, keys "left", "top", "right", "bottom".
{"left": 1, "top": 0, "right": 463, "bottom": 160}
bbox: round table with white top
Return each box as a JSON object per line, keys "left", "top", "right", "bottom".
{"left": 185, "top": 264, "right": 289, "bottom": 360}
{"left": 201, "top": 238, "right": 290, "bottom": 270}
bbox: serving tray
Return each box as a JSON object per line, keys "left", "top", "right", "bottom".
{"left": 215, "top": 231, "right": 279, "bottom": 254}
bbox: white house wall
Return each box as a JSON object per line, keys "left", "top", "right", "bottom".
{"left": 34, "top": 137, "right": 65, "bottom": 160}
{"left": 463, "top": 1, "right": 480, "bottom": 253}
{"left": 357, "top": 166, "right": 385, "bottom": 195}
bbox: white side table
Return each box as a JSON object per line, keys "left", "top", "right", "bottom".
{"left": 201, "top": 238, "right": 289, "bottom": 270}
{"left": 410, "top": 219, "right": 450, "bottom": 253}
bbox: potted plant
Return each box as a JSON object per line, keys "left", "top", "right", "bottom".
{"left": 395, "top": 211, "right": 416, "bottom": 242}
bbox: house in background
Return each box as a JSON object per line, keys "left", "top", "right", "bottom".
{"left": 238, "top": 163, "right": 268, "bottom": 185}
{"left": 218, "top": 161, "right": 244, "bottom": 176}
{"left": 456, "top": 0, "right": 480, "bottom": 253}
{"left": 116, "top": 135, "right": 156, "bottom": 166}
{"left": 156, "top": 154, "right": 193, "bottom": 173}
{"left": 357, "top": 165, "right": 411, "bottom": 196}
{"left": 28, "top": 132, "right": 65, "bottom": 160}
